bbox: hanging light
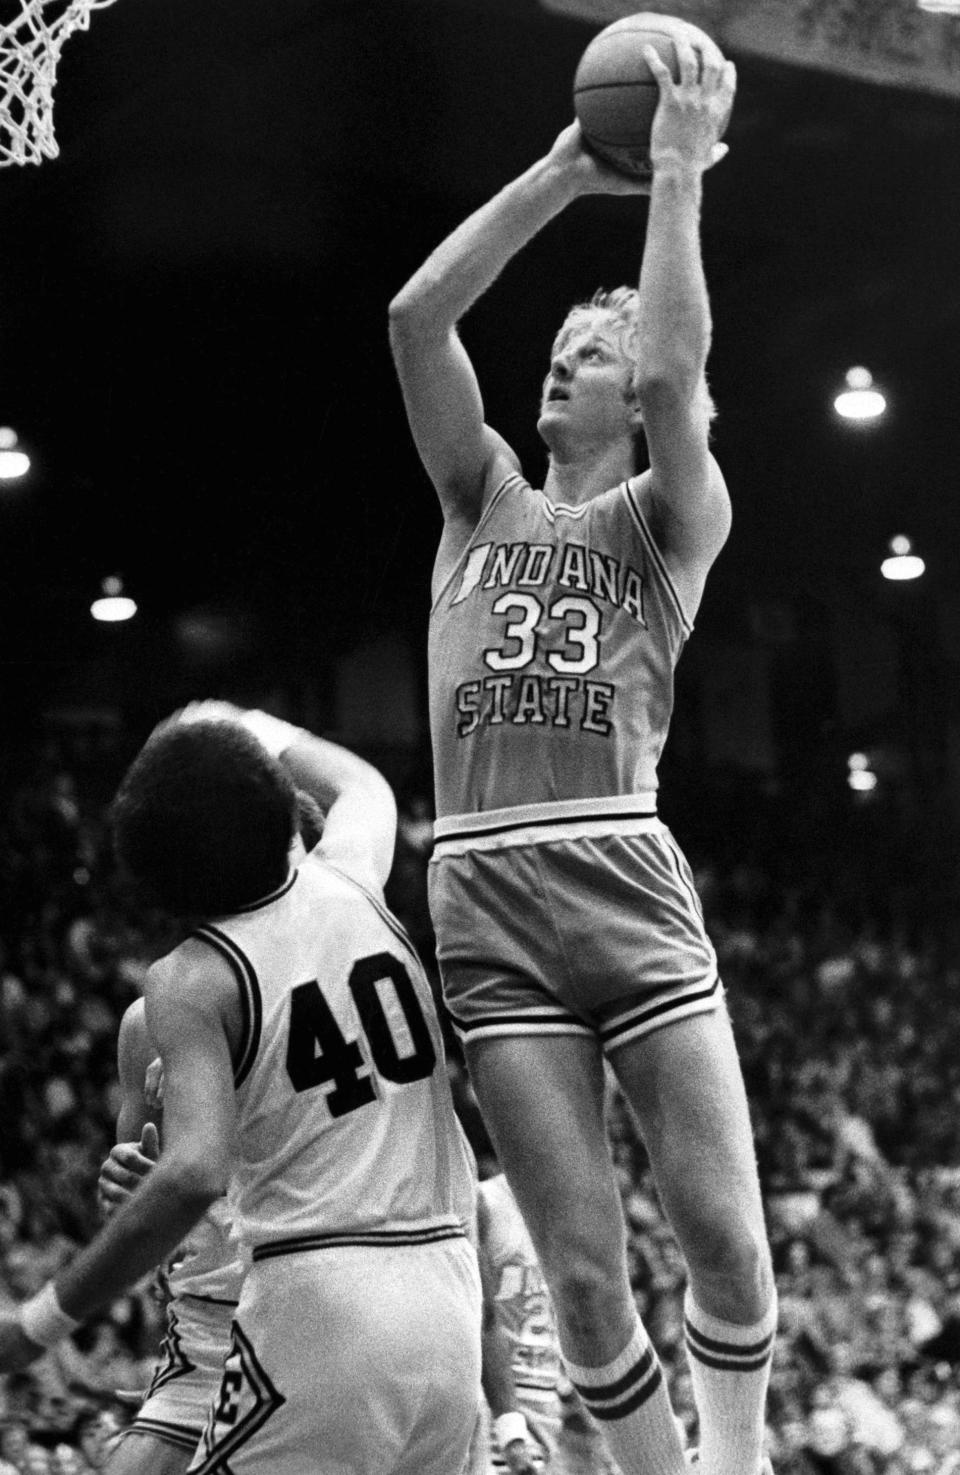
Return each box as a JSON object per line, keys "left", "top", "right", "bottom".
{"left": 91, "top": 574, "right": 137, "bottom": 623}
{"left": 880, "top": 535, "right": 925, "bottom": 582}
{"left": 847, "top": 752, "right": 878, "bottom": 793}
{"left": 0, "top": 426, "right": 31, "bottom": 480}
{"left": 834, "top": 367, "right": 886, "bottom": 422}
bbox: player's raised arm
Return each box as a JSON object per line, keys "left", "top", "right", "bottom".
{"left": 632, "top": 37, "right": 736, "bottom": 579}
{"left": 389, "top": 124, "right": 647, "bottom": 532}
{"left": 281, "top": 729, "right": 397, "bottom": 894}
{"left": 171, "top": 701, "right": 398, "bottom": 894}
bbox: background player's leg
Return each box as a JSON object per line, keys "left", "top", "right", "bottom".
{"left": 465, "top": 1032, "right": 686, "bottom": 1475}
{"left": 609, "top": 1005, "right": 776, "bottom": 1475}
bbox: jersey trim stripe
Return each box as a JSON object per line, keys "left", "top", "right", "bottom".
{"left": 251, "top": 1223, "right": 467, "bottom": 1261}
{"left": 319, "top": 859, "right": 424, "bottom": 975}
{"left": 433, "top": 798, "right": 659, "bottom": 852}
{"left": 191, "top": 925, "right": 262, "bottom": 1089}
{"left": 540, "top": 494, "right": 591, "bottom": 524}
{"left": 227, "top": 869, "right": 298, "bottom": 914}
{"left": 430, "top": 470, "right": 527, "bottom": 612}
{"left": 179, "top": 1292, "right": 241, "bottom": 1308}
{"left": 623, "top": 479, "right": 693, "bottom": 635}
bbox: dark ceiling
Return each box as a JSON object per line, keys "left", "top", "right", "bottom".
{"left": 1, "top": 0, "right": 959, "bottom": 735}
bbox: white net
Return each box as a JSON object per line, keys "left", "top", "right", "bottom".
{"left": 0, "top": 0, "right": 118, "bottom": 166}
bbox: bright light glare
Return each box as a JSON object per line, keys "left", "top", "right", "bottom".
{"left": 834, "top": 366, "right": 886, "bottom": 421}
{"left": 881, "top": 553, "right": 925, "bottom": 581}
{"left": 91, "top": 595, "right": 138, "bottom": 623}
{"left": 917, "top": 1, "right": 960, "bottom": 13}
{"left": 0, "top": 428, "right": 30, "bottom": 479}
{"left": 848, "top": 769, "right": 878, "bottom": 792}
{"left": 848, "top": 752, "right": 870, "bottom": 771}
{"left": 881, "top": 537, "right": 925, "bottom": 581}
{"left": 91, "top": 574, "right": 137, "bottom": 623}
{"left": 0, "top": 448, "right": 31, "bottom": 479}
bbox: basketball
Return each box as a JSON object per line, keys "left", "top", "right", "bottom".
{"left": 573, "top": 12, "right": 727, "bottom": 179}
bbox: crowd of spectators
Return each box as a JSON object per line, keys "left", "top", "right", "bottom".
{"left": 2, "top": 733, "right": 960, "bottom": 1472}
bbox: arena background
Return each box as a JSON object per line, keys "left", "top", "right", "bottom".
{"left": 2, "top": 1, "right": 960, "bottom": 1470}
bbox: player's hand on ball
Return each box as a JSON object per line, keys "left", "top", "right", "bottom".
{"left": 645, "top": 37, "right": 736, "bottom": 173}
{"left": 0, "top": 1315, "right": 44, "bottom": 1373}
{"left": 97, "top": 1126, "right": 159, "bottom": 1218}
{"left": 547, "top": 121, "right": 651, "bottom": 197}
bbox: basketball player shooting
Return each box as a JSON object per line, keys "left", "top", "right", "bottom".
{"left": 390, "top": 26, "right": 776, "bottom": 1475}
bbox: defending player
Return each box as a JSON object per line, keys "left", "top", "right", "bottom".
{"left": 93, "top": 779, "right": 330, "bottom": 1474}
{"left": 93, "top": 780, "right": 335, "bottom": 1475}
{"left": 0, "top": 708, "right": 482, "bottom": 1475}
{"left": 390, "top": 31, "right": 775, "bottom": 1475}
{"left": 96, "top": 1000, "right": 245, "bottom": 1475}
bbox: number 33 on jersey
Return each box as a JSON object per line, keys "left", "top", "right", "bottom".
{"left": 429, "top": 471, "right": 693, "bottom": 820}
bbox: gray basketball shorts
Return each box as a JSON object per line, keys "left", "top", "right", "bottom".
{"left": 429, "top": 818, "right": 723, "bottom": 1055}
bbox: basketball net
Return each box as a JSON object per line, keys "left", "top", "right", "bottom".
{"left": 0, "top": 0, "right": 117, "bottom": 166}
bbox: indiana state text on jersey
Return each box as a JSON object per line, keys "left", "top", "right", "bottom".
{"left": 450, "top": 538, "right": 647, "bottom": 739}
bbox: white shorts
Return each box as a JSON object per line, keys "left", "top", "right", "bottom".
{"left": 126, "top": 1294, "right": 236, "bottom": 1452}
{"left": 187, "top": 1235, "right": 482, "bottom": 1475}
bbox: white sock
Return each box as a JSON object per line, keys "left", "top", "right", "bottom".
{"left": 683, "top": 1289, "right": 777, "bottom": 1475}
{"left": 563, "top": 1317, "right": 687, "bottom": 1475}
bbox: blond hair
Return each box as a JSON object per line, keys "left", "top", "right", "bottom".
{"left": 553, "top": 287, "right": 716, "bottom": 422}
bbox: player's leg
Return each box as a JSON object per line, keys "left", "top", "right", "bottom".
{"left": 104, "top": 1431, "right": 194, "bottom": 1475}
{"left": 465, "top": 1031, "right": 687, "bottom": 1475}
{"left": 609, "top": 1005, "right": 776, "bottom": 1475}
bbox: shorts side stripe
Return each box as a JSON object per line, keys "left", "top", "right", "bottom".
{"left": 659, "top": 829, "right": 707, "bottom": 923}
{"left": 600, "top": 977, "right": 722, "bottom": 1054}
{"left": 451, "top": 1008, "right": 594, "bottom": 1044}
{"left": 126, "top": 1418, "right": 202, "bottom": 1451}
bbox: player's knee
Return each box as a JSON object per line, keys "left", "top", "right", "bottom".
{"left": 687, "top": 1213, "right": 773, "bottom": 1319}
{"left": 550, "top": 1249, "right": 629, "bottom": 1340}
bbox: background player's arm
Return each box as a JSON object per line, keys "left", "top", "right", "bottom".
{"left": 97, "top": 999, "right": 160, "bottom": 1218}
{"left": 388, "top": 124, "right": 647, "bottom": 542}
{"left": 632, "top": 40, "right": 736, "bottom": 590}
{"left": 477, "top": 1190, "right": 540, "bottom": 1475}
{"left": 6, "top": 952, "right": 239, "bottom": 1359}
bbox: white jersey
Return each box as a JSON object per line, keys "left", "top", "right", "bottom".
{"left": 191, "top": 853, "right": 475, "bottom": 1258}
{"left": 165, "top": 1191, "right": 246, "bottom": 1305}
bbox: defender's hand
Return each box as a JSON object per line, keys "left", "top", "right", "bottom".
{"left": 645, "top": 37, "right": 736, "bottom": 173}
{"left": 545, "top": 121, "right": 652, "bottom": 197}
{"left": 97, "top": 1124, "right": 160, "bottom": 1217}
